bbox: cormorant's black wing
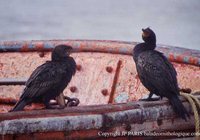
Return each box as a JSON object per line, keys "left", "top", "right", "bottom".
{"left": 136, "top": 50, "right": 179, "bottom": 97}
{"left": 67, "top": 57, "right": 76, "bottom": 76}
{"left": 20, "top": 61, "right": 65, "bottom": 99}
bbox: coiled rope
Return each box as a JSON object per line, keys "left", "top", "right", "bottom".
{"left": 180, "top": 91, "right": 200, "bottom": 137}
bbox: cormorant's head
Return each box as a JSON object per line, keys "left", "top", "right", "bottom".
{"left": 142, "top": 27, "right": 156, "bottom": 44}
{"left": 52, "top": 45, "right": 73, "bottom": 61}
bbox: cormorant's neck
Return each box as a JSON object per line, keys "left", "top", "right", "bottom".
{"left": 144, "top": 41, "right": 156, "bottom": 50}
{"left": 52, "top": 56, "right": 69, "bottom": 62}
{"left": 133, "top": 42, "right": 156, "bottom": 61}
{"left": 143, "top": 36, "right": 156, "bottom": 50}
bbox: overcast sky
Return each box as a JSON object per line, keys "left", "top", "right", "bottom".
{"left": 0, "top": 0, "right": 199, "bottom": 50}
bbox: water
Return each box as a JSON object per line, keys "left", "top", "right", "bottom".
{"left": 0, "top": 0, "right": 199, "bottom": 50}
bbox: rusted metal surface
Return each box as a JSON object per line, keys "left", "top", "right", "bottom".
{"left": 1, "top": 55, "right": 199, "bottom": 111}
{"left": 0, "top": 40, "right": 200, "bottom": 111}
{"left": 0, "top": 96, "right": 198, "bottom": 139}
{"left": 0, "top": 52, "right": 119, "bottom": 109}
{"left": 0, "top": 40, "right": 199, "bottom": 139}
{"left": 108, "top": 60, "right": 122, "bottom": 103}
{"left": 114, "top": 56, "right": 200, "bottom": 103}
{"left": 0, "top": 40, "right": 200, "bottom": 66}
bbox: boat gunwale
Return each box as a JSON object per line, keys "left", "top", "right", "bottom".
{"left": 0, "top": 39, "right": 199, "bottom": 66}
{"left": 0, "top": 96, "right": 197, "bottom": 135}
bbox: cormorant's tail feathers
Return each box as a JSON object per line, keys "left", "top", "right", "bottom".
{"left": 9, "top": 100, "right": 27, "bottom": 112}
{"left": 169, "top": 95, "right": 190, "bottom": 121}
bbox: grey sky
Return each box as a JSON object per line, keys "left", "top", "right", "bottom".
{"left": 0, "top": 0, "right": 199, "bottom": 50}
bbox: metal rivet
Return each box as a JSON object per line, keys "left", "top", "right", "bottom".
{"left": 38, "top": 52, "right": 45, "bottom": 57}
{"left": 76, "top": 65, "right": 82, "bottom": 71}
{"left": 106, "top": 66, "right": 113, "bottom": 73}
{"left": 101, "top": 89, "right": 108, "bottom": 96}
{"left": 70, "top": 86, "right": 77, "bottom": 93}
{"left": 179, "top": 88, "right": 192, "bottom": 93}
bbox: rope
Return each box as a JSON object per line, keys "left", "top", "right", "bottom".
{"left": 180, "top": 91, "right": 200, "bottom": 137}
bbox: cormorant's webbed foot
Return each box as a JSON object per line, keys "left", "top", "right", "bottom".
{"left": 45, "top": 96, "right": 80, "bottom": 109}
{"left": 139, "top": 92, "right": 160, "bottom": 101}
{"left": 65, "top": 96, "right": 80, "bottom": 107}
{"left": 139, "top": 97, "right": 160, "bottom": 101}
{"left": 45, "top": 103, "right": 65, "bottom": 109}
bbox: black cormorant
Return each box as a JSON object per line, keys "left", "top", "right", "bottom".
{"left": 133, "top": 28, "right": 189, "bottom": 120}
{"left": 10, "top": 45, "right": 77, "bottom": 111}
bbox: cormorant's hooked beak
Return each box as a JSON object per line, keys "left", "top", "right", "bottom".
{"left": 142, "top": 28, "right": 150, "bottom": 38}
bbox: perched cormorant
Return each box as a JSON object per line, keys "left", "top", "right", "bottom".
{"left": 133, "top": 28, "right": 189, "bottom": 120}
{"left": 10, "top": 45, "right": 77, "bottom": 111}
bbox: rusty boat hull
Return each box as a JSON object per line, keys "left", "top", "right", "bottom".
{"left": 0, "top": 40, "right": 200, "bottom": 139}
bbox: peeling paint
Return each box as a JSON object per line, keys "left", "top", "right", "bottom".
{"left": 0, "top": 98, "right": 196, "bottom": 137}
{"left": 114, "top": 92, "right": 129, "bottom": 103}
{"left": 0, "top": 40, "right": 200, "bottom": 66}
{"left": 0, "top": 114, "right": 103, "bottom": 135}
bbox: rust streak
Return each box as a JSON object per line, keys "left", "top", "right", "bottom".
{"left": 35, "top": 42, "right": 44, "bottom": 51}
{"left": 0, "top": 98, "right": 17, "bottom": 105}
{"left": 21, "top": 43, "right": 29, "bottom": 52}
{"left": 108, "top": 60, "right": 122, "bottom": 103}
